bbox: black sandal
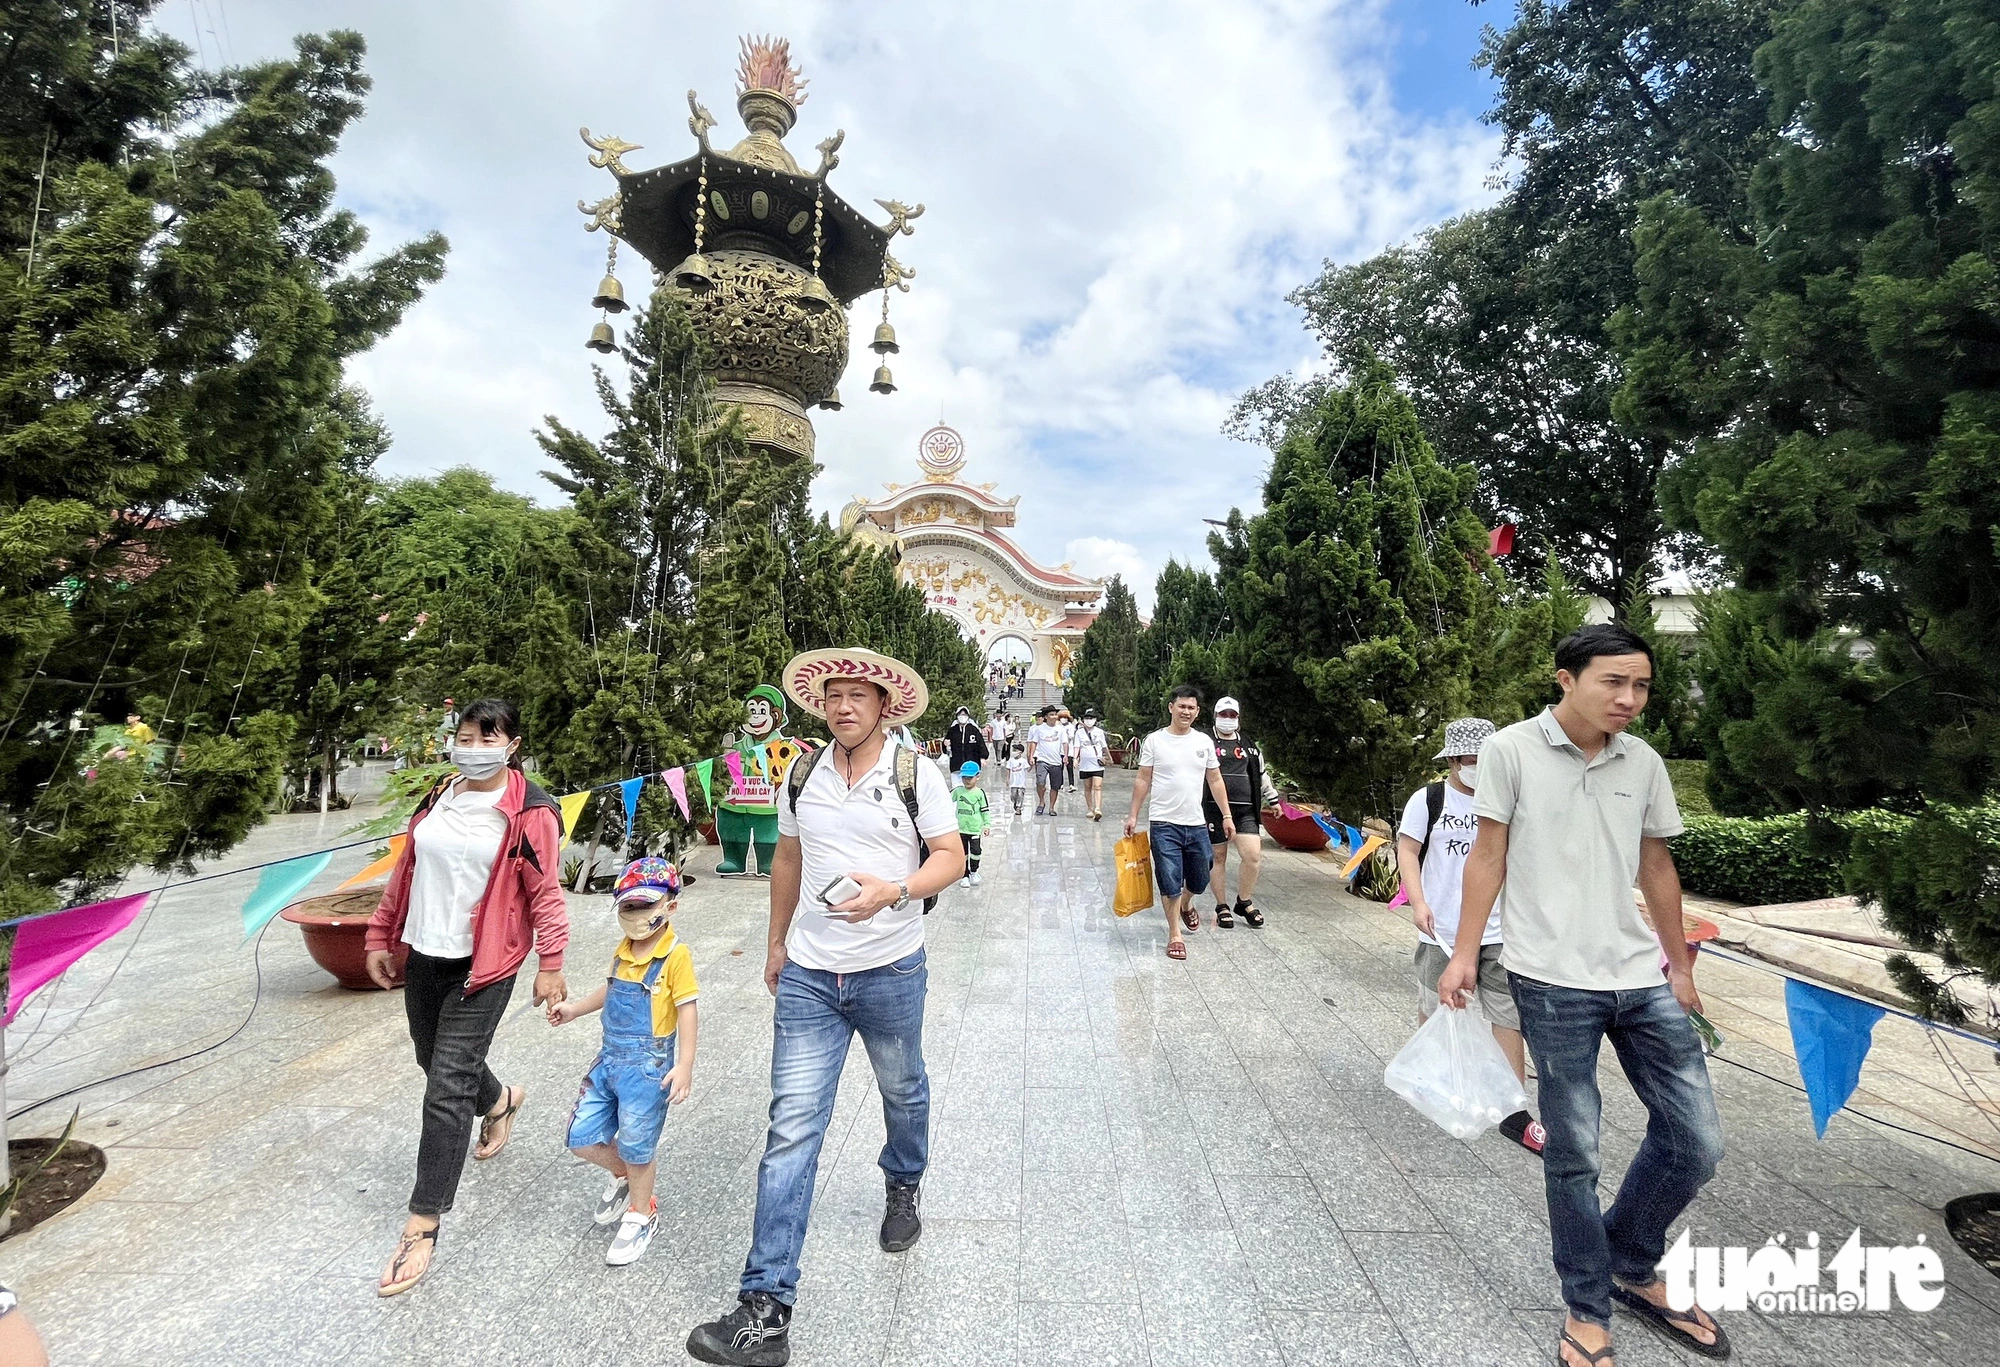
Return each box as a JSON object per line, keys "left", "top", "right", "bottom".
{"left": 474, "top": 1084, "right": 523, "bottom": 1161}
{"left": 1214, "top": 903, "right": 1235, "bottom": 928}
{"left": 1557, "top": 1326, "right": 1616, "bottom": 1366}
{"left": 1235, "top": 899, "right": 1265, "bottom": 928}
{"left": 378, "top": 1224, "right": 438, "bottom": 1298}
{"left": 1610, "top": 1281, "right": 1730, "bottom": 1359}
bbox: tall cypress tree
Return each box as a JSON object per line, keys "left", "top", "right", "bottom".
{"left": 1066, "top": 576, "right": 1142, "bottom": 736}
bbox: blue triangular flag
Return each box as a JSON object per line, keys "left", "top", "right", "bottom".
{"left": 1784, "top": 978, "right": 1884, "bottom": 1138}
{"left": 1346, "top": 824, "right": 1366, "bottom": 852}
{"left": 1310, "top": 813, "right": 1345, "bottom": 845}
{"left": 619, "top": 776, "right": 644, "bottom": 831}
{"left": 241, "top": 851, "right": 333, "bottom": 939}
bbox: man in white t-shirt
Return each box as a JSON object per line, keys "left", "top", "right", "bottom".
{"left": 688, "top": 649, "right": 963, "bottom": 1367}
{"left": 1026, "top": 705, "right": 1066, "bottom": 815}
{"left": 1395, "top": 717, "right": 1542, "bottom": 1155}
{"left": 1124, "top": 685, "right": 1235, "bottom": 961}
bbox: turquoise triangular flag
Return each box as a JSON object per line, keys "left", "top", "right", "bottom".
{"left": 1346, "top": 824, "right": 1366, "bottom": 852}
{"left": 1310, "top": 813, "right": 1345, "bottom": 844}
{"left": 619, "top": 776, "right": 644, "bottom": 831}
{"left": 241, "top": 851, "right": 333, "bottom": 939}
{"left": 1785, "top": 978, "right": 1884, "bottom": 1137}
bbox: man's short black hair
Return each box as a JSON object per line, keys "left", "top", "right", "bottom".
{"left": 1168, "top": 684, "right": 1202, "bottom": 704}
{"left": 1554, "top": 624, "right": 1655, "bottom": 677}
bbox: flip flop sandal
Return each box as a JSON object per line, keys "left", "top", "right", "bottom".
{"left": 1610, "top": 1282, "right": 1730, "bottom": 1358}
{"left": 474, "top": 1084, "right": 524, "bottom": 1161}
{"left": 1165, "top": 940, "right": 1188, "bottom": 960}
{"left": 1235, "top": 899, "right": 1265, "bottom": 928}
{"left": 1214, "top": 904, "right": 1235, "bottom": 928}
{"left": 378, "top": 1225, "right": 438, "bottom": 1298}
{"left": 1556, "top": 1326, "right": 1616, "bottom": 1366}
{"left": 1180, "top": 905, "right": 1200, "bottom": 934}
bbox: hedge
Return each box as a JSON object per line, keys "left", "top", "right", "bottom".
{"left": 1669, "top": 809, "right": 1912, "bottom": 906}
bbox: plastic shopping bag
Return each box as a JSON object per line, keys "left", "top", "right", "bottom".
{"left": 1113, "top": 832, "right": 1154, "bottom": 917}
{"left": 1383, "top": 997, "right": 1529, "bottom": 1141}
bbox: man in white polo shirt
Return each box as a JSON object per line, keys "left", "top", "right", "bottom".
{"left": 687, "top": 649, "right": 963, "bottom": 1367}
{"left": 1439, "top": 625, "right": 1727, "bottom": 1367}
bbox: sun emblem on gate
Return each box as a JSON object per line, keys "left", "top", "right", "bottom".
{"left": 917, "top": 424, "right": 966, "bottom": 482}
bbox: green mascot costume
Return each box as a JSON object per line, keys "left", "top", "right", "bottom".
{"left": 716, "top": 684, "right": 813, "bottom": 877}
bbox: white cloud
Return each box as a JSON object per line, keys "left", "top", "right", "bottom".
{"left": 1064, "top": 537, "right": 1152, "bottom": 608}
{"left": 154, "top": 1, "right": 1498, "bottom": 583}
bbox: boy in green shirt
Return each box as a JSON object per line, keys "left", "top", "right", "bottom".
{"left": 953, "top": 761, "right": 989, "bottom": 888}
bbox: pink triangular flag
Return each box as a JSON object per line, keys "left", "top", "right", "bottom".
{"left": 663, "top": 767, "right": 691, "bottom": 821}
{"left": 6, "top": 892, "right": 151, "bottom": 1024}
{"left": 724, "top": 751, "right": 745, "bottom": 790}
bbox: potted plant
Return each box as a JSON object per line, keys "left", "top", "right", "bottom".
{"left": 282, "top": 888, "right": 407, "bottom": 990}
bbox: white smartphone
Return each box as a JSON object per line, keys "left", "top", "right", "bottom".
{"left": 819, "top": 874, "right": 862, "bottom": 906}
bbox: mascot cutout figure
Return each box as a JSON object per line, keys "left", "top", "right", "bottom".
{"left": 716, "top": 684, "right": 813, "bottom": 877}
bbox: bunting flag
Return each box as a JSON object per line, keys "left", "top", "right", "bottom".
{"left": 1387, "top": 885, "right": 1410, "bottom": 911}
{"left": 1346, "top": 824, "right": 1367, "bottom": 853}
{"left": 335, "top": 835, "right": 407, "bottom": 891}
{"left": 4, "top": 892, "right": 151, "bottom": 1025}
{"left": 694, "top": 758, "right": 714, "bottom": 802}
{"left": 724, "top": 750, "right": 745, "bottom": 789}
{"left": 619, "top": 776, "right": 644, "bottom": 831}
{"left": 1310, "top": 813, "right": 1348, "bottom": 847}
{"left": 1276, "top": 800, "right": 1308, "bottom": 821}
{"left": 1338, "top": 834, "right": 1386, "bottom": 879}
{"left": 558, "top": 791, "right": 591, "bottom": 841}
{"left": 662, "top": 767, "right": 691, "bottom": 820}
{"left": 1488, "top": 522, "right": 1517, "bottom": 556}
{"left": 241, "top": 851, "right": 333, "bottom": 939}
{"left": 1785, "top": 978, "right": 1885, "bottom": 1138}
{"left": 751, "top": 743, "right": 769, "bottom": 776}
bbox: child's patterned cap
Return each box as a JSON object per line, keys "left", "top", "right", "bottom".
{"left": 613, "top": 856, "right": 682, "bottom": 906}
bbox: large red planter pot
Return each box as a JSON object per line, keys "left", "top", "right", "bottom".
{"left": 1261, "top": 807, "right": 1332, "bottom": 852}
{"left": 697, "top": 818, "right": 719, "bottom": 846}
{"left": 281, "top": 889, "right": 407, "bottom": 990}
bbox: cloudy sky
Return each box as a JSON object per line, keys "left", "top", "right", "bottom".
{"left": 153, "top": 1, "right": 1504, "bottom": 609}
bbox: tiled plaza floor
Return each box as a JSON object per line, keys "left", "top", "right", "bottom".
{"left": 3, "top": 768, "right": 1999, "bottom": 1365}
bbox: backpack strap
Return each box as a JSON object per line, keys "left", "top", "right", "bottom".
{"left": 892, "top": 746, "right": 939, "bottom": 913}
{"left": 1417, "top": 781, "right": 1447, "bottom": 865}
{"left": 785, "top": 744, "right": 828, "bottom": 813}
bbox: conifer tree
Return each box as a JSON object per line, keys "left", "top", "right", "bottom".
{"left": 1066, "top": 576, "right": 1142, "bottom": 735}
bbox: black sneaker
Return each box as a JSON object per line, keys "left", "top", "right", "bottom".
{"left": 880, "top": 1179, "right": 922, "bottom": 1252}
{"left": 1499, "top": 1109, "right": 1546, "bottom": 1156}
{"left": 686, "top": 1292, "right": 792, "bottom": 1366}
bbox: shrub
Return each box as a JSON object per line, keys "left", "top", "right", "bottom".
{"left": 1670, "top": 812, "right": 1854, "bottom": 905}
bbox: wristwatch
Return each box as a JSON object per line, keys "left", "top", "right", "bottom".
{"left": 892, "top": 881, "right": 911, "bottom": 911}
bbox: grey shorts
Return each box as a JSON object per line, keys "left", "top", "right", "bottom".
{"left": 1413, "top": 940, "right": 1521, "bottom": 1030}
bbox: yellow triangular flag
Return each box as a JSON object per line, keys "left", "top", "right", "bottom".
{"left": 558, "top": 791, "right": 590, "bottom": 841}
{"left": 335, "top": 834, "right": 407, "bottom": 891}
{"left": 1339, "top": 833, "right": 1386, "bottom": 880}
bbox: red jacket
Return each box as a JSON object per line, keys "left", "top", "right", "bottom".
{"left": 366, "top": 769, "right": 570, "bottom": 991}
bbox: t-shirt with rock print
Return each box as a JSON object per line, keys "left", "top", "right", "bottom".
{"left": 1397, "top": 781, "right": 1498, "bottom": 948}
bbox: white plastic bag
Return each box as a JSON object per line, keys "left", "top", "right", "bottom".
{"left": 1383, "top": 996, "right": 1529, "bottom": 1141}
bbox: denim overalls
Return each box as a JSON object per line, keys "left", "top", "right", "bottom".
{"left": 564, "top": 950, "right": 677, "bottom": 1165}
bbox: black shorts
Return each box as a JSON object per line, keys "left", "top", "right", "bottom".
{"left": 1206, "top": 804, "right": 1260, "bottom": 844}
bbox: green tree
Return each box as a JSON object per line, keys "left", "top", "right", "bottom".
{"left": 1065, "top": 576, "right": 1142, "bottom": 736}
{"left": 0, "top": 11, "right": 444, "bottom": 913}
{"left": 1134, "top": 561, "right": 1227, "bottom": 728}
{"left": 1614, "top": 0, "right": 2000, "bottom": 981}
{"left": 1210, "top": 360, "right": 1517, "bottom": 818}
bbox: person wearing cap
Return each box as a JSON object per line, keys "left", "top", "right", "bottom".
{"left": 1073, "top": 707, "right": 1110, "bottom": 821}
{"left": 1026, "top": 704, "right": 1066, "bottom": 815}
{"left": 1056, "top": 707, "right": 1078, "bottom": 790}
{"left": 1395, "top": 718, "right": 1543, "bottom": 1153}
{"left": 549, "top": 857, "right": 699, "bottom": 1268}
{"left": 945, "top": 705, "right": 988, "bottom": 778}
{"left": 688, "top": 648, "right": 963, "bottom": 1367}
{"left": 953, "top": 760, "right": 990, "bottom": 887}
{"left": 1203, "top": 697, "right": 1277, "bottom": 927}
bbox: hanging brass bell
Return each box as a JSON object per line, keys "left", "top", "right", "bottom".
{"left": 871, "top": 321, "right": 899, "bottom": 355}
{"left": 673, "top": 252, "right": 717, "bottom": 294}
{"left": 869, "top": 363, "right": 896, "bottom": 395}
{"left": 790, "top": 274, "right": 837, "bottom": 314}
{"left": 592, "top": 274, "right": 628, "bottom": 313}
{"left": 585, "top": 319, "right": 616, "bottom": 353}
{"left": 818, "top": 388, "right": 843, "bottom": 411}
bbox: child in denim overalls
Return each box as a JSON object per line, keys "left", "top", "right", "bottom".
{"left": 550, "top": 857, "right": 699, "bottom": 1266}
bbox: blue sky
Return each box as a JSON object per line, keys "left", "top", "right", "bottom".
{"left": 149, "top": 2, "right": 1510, "bottom": 610}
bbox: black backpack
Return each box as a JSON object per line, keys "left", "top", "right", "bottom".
{"left": 1416, "top": 780, "right": 1447, "bottom": 864}
{"left": 786, "top": 744, "right": 939, "bottom": 913}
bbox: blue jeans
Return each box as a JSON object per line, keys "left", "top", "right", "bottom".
{"left": 1149, "top": 821, "right": 1211, "bottom": 899}
{"left": 741, "top": 949, "right": 930, "bottom": 1304}
{"left": 1509, "top": 974, "right": 1725, "bottom": 1328}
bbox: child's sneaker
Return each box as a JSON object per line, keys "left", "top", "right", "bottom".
{"left": 606, "top": 1202, "right": 657, "bottom": 1266}
{"left": 957, "top": 876, "right": 971, "bottom": 888}
{"left": 593, "top": 1173, "right": 630, "bottom": 1225}
{"left": 970, "top": 872, "right": 983, "bottom": 886}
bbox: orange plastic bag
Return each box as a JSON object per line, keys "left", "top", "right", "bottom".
{"left": 1113, "top": 831, "right": 1154, "bottom": 917}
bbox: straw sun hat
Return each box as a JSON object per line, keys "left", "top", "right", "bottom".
{"left": 781, "top": 647, "right": 929, "bottom": 726}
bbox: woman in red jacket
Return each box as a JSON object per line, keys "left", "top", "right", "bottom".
{"left": 365, "top": 698, "right": 571, "bottom": 1296}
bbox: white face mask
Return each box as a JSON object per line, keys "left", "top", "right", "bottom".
{"left": 1215, "top": 715, "right": 1240, "bottom": 736}
{"left": 451, "top": 744, "right": 511, "bottom": 779}
{"left": 1456, "top": 762, "right": 1478, "bottom": 790}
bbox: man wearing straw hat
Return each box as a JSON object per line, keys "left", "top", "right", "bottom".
{"left": 688, "top": 648, "right": 963, "bottom": 1367}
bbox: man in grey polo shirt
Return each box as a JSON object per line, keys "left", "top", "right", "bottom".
{"left": 1439, "top": 624, "right": 1729, "bottom": 1366}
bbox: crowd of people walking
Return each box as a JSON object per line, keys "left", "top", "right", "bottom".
{"left": 357, "top": 622, "right": 1728, "bottom": 1367}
